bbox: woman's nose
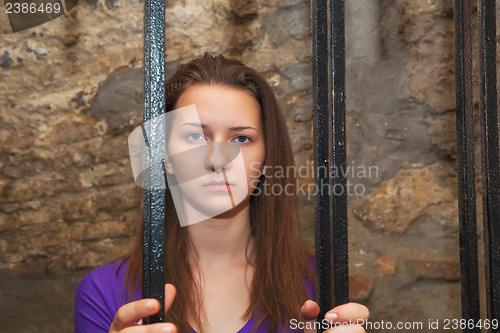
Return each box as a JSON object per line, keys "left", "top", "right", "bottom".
{"left": 205, "top": 142, "right": 239, "bottom": 172}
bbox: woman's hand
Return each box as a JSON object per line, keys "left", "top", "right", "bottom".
{"left": 109, "top": 283, "right": 178, "bottom": 333}
{"left": 301, "top": 300, "right": 369, "bottom": 333}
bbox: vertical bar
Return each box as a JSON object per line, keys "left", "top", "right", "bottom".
{"left": 312, "top": 0, "right": 333, "bottom": 322}
{"left": 313, "top": 0, "right": 348, "bottom": 322}
{"left": 143, "top": 0, "right": 166, "bottom": 324}
{"left": 454, "top": 0, "right": 481, "bottom": 330}
{"left": 478, "top": 0, "right": 500, "bottom": 325}
{"left": 142, "top": 0, "right": 151, "bottom": 323}
{"left": 330, "top": 0, "right": 348, "bottom": 307}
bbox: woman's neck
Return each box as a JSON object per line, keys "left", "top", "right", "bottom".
{"left": 186, "top": 202, "right": 254, "bottom": 269}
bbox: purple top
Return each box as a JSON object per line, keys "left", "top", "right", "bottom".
{"left": 74, "top": 259, "right": 315, "bottom": 332}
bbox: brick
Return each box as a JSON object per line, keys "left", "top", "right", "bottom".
{"left": 376, "top": 256, "right": 398, "bottom": 276}
{"left": 349, "top": 274, "right": 372, "bottom": 301}
{"left": 406, "top": 259, "right": 460, "bottom": 281}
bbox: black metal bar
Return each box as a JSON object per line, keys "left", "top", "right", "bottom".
{"left": 142, "top": 0, "right": 166, "bottom": 324}
{"left": 478, "top": 0, "right": 500, "bottom": 326}
{"left": 330, "top": 0, "right": 348, "bottom": 307}
{"left": 142, "top": 0, "right": 152, "bottom": 323}
{"left": 312, "top": 0, "right": 333, "bottom": 322}
{"left": 313, "top": 0, "right": 348, "bottom": 322}
{"left": 454, "top": 0, "right": 481, "bottom": 330}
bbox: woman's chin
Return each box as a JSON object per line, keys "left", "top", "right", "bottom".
{"left": 191, "top": 194, "right": 250, "bottom": 218}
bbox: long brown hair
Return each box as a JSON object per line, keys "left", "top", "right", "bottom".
{"left": 124, "top": 53, "right": 314, "bottom": 332}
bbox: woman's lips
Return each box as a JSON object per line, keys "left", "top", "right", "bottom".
{"left": 204, "top": 182, "right": 233, "bottom": 191}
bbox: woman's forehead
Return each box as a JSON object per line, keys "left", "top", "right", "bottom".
{"left": 173, "top": 85, "right": 262, "bottom": 128}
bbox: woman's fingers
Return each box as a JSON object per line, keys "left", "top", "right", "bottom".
{"left": 325, "top": 302, "right": 369, "bottom": 325}
{"left": 298, "top": 301, "right": 369, "bottom": 333}
{"left": 301, "top": 300, "right": 320, "bottom": 320}
{"left": 164, "top": 283, "right": 176, "bottom": 312}
{"left": 109, "top": 284, "right": 178, "bottom": 333}
{"left": 119, "top": 323, "right": 177, "bottom": 333}
{"left": 119, "top": 322, "right": 177, "bottom": 333}
{"left": 111, "top": 299, "right": 161, "bottom": 331}
{"left": 301, "top": 300, "right": 320, "bottom": 333}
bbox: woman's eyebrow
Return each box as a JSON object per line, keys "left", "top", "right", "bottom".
{"left": 228, "top": 126, "right": 258, "bottom": 132}
{"left": 181, "top": 122, "right": 204, "bottom": 128}
{"left": 181, "top": 123, "right": 257, "bottom": 132}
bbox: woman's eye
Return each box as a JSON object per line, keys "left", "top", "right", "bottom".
{"left": 233, "top": 135, "right": 251, "bottom": 143}
{"left": 187, "top": 133, "right": 205, "bottom": 141}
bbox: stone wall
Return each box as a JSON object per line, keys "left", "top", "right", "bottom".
{"left": 0, "top": 0, "right": 498, "bottom": 331}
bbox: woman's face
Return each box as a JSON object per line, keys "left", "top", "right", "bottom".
{"left": 165, "top": 84, "right": 266, "bottom": 226}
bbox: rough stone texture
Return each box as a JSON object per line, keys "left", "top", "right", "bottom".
{"left": 0, "top": 0, "right": 498, "bottom": 331}
{"left": 406, "top": 259, "right": 461, "bottom": 281}
{"left": 353, "top": 163, "right": 457, "bottom": 233}
{"left": 349, "top": 274, "right": 372, "bottom": 301}
{"left": 401, "top": 0, "right": 457, "bottom": 112}
{"left": 376, "top": 256, "right": 398, "bottom": 276}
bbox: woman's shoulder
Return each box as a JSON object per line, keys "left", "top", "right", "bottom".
{"left": 75, "top": 259, "right": 130, "bottom": 305}
{"left": 78, "top": 259, "right": 128, "bottom": 289}
{"left": 74, "top": 259, "right": 133, "bottom": 332}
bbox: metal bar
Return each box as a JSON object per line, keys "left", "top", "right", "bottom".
{"left": 142, "top": 0, "right": 166, "bottom": 324}
{"left": 330, "top": 0, "right": 348, "bottom": 307}
{"left": 142, "top": 0, "right": 152, "bottom": 323}
{"left": 478, "top": 0, "right": 500, "bottom": 326}
{"left": 313, "top": 0, "right": 348, "bottom": 322}
{"left": 454, "top": 0, "right": 481, "bottom": 330}
{"left": 312, "top": 0, "right": 333, "bottom": 322}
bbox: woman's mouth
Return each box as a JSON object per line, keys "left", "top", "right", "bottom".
{"left": 204, "top": 181, "right": 233, "bottom": 191}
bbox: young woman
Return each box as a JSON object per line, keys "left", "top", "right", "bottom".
{"left": 74, "top": 53, "right": 369, "bottom": 333}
